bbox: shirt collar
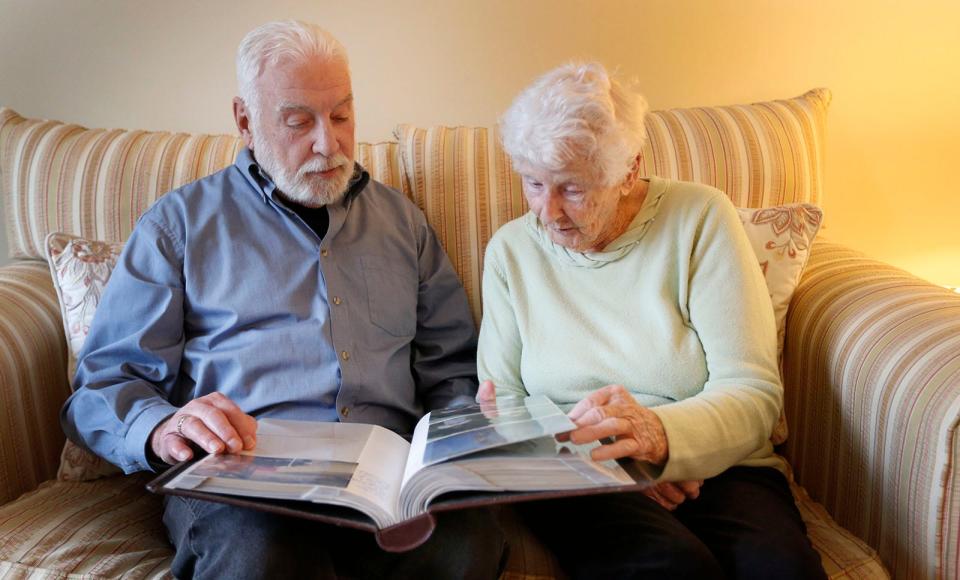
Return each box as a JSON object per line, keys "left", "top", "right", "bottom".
{"left": 235, "top": 146, "right": 369, "bottom": 208}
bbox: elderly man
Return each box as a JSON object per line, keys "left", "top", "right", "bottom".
{"left": 61, "top": 20, "right": 504, "bottom": 579}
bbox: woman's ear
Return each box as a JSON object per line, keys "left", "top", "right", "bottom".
{"left": 620, "top": 153, "right": 643, "bottom": 195}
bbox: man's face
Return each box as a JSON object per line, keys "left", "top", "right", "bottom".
{"left": 244, "top": 55, "right": 356, "bottom": 207}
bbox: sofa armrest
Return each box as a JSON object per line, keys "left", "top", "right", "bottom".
{"left": 781, "top": 239, "right": 960, "bottom": 579}
{"left": 0, "top": 261, "right": 70, "bottom": 505}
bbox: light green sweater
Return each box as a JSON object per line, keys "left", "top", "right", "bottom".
{"left": 477, "top": 177, "right": 784, "bottom": 481}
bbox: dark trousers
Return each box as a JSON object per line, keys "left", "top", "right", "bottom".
{"left": 163, "top": 496, "right": 506, "bottom": 579}
{"left": 515, "top": 466, "right": 826, "bottom": 579}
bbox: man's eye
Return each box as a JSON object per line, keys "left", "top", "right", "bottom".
{"left": 286, "top": 118, "right": 310, "bottom": 128}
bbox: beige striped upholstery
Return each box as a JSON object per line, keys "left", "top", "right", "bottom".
{"left": 0, "top": 108, "right": 403, "bottom": 261}
{"left": 642, "top": 88, "right": 829, "bottom": 208}
{"left": 0, "top": 474, "right": 173, "bottom": 579}
{"left": 0, "top": 109, "right": 241, "bottom": 261}
{"left": 791, "top": 480, "right": 890, "bottom": 579}
{"left": 782, "top": 240, "right": 960, "bottom": 580}
{"left": 395, "top": 125, "right": 524, "bottom": 325}
{"left": 0, "top": 261, "right": 70, "bottom": 506}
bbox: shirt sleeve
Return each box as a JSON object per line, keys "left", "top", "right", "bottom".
{"left": 60, "top": 215, "right": 186, "bottom": 474}
{"left": 476, "top": 236, "right": 528, "bottom": 398}
{"left": 651, "top": 193, "right": 783, "bottom": 481}
{"left": 410, "top": 220, "right": 480, "bottom": 411}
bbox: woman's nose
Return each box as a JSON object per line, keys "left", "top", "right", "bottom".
{"left": 541, "top": 191, "right": 564, "bottom": 222}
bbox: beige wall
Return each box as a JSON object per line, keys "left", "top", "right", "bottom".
{"left": 2, "top": 0, "right": 958, "bottom": 286}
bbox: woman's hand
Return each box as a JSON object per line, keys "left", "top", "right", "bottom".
{"left": 565, "top": 384, "right": 669, "bottom": 465}
{"left": 642, "top": 480, "right": 704, "bottom": 511}
{"left": 475, "top": 380, "right": 500, "bottom": 418}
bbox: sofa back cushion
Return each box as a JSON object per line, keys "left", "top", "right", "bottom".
{"left": 395, "top": 88, "right": 830, "bottom": 324}
{"left": 0, "top": 108, "right": 403, "bottom": 260}
{"left": 3, "top": 87, "right": 828, "bottom": 273}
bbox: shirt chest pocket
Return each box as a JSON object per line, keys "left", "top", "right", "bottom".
{"left": 361, "top": 256, "right": 418, "bottom": 337}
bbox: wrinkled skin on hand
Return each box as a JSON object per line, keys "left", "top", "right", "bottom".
{"left": 565, "top": 384, "right": 668, "bottom": 465}
{"left": 477, "top": 381, "right": 703, "bottom": 509}
{"left": 150, "top": 392, "right": 258, "bottom": 464}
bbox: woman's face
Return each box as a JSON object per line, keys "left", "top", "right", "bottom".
{"left": 520, "top": 161, "right": 625, "bottom": 252}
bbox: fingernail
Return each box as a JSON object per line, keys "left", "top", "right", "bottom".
{"left": 177, "top": 450, "right": 190, "bottom": 461}
{"left": 207, "top": 441, "right": 223, "bottom": 454}
{"left": 227, "top": 437, "right": 241, "bottom": 451}
{"left": 243, "top": 436, "right": 256, "bottom": 449}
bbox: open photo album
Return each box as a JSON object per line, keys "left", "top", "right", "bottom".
{"left": 148, "top": 395, "right": 654, "bottom": 551}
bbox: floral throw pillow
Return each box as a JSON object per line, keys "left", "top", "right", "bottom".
{"left": 737, "top": 203, "right": 824, "bottom": 355}
{"left": 736, "top": 203, "right": 824, "bottom": 445}
{"left": 45, "top": 232, "right": 124, "bottom": 481}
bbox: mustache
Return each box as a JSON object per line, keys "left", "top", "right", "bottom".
{"left": 298, "top": 154, "right": 350, "bottom": 177}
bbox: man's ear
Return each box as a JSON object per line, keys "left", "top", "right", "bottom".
{"left": 233, "top": 97, "right": 254, "bottom": 150}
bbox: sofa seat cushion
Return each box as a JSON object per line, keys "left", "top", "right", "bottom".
{"left": 791, "top": 483, "right": 888, "bottom": 579}
{"left": 0, "top": 474, "right": 173, "bottom": 579}
{"left": 0, "top": 474, "right": 883, "bottom": 579}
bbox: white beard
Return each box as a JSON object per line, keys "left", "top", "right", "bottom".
{"left": 252, "top": 133, "right": 353, "bottom": 208}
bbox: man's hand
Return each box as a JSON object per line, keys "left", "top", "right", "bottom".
{"left": 564, "top": 384, "right": 669, "bottom": 465}
{"left": 150, "top": 392, "right": 258, "bottom": 464}
{"left": 642, "top": 480, "right": 704, "bottom": 511}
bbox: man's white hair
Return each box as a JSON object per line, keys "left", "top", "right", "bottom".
{"left": 499, "top": 62, "right": 648, "bottom": 187}
{"left": 236, "top": 19, "right": 350, "bottom": 118}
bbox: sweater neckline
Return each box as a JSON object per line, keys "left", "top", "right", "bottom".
{"left": 525, "top": 177, "right": 668, "bottom": 268}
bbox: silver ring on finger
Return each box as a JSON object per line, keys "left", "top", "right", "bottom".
{"left": 176, "top": 414, "right": 190, "bottom": 438}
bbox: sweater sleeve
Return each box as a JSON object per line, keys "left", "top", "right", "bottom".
{"left": 477, "top": 237, "right": 528, "bottom": 398}
{"left": 651, "top": 193, "right": 783, "bottom": 481}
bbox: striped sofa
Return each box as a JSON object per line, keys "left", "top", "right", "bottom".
{"left": 1, "top": 89, "right": 957, "bottom": 579}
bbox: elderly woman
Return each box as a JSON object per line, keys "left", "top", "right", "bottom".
{"left": 477, "top": 63, "right": 826, "bottom": 579}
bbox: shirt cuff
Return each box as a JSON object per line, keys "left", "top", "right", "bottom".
{"left": 124, "top": 402, "right": 178, "bottom": 473}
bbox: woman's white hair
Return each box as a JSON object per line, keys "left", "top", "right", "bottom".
{"left": 499, "top": 62, "right": 648, "bottom": 187}
{"left": 236, "top": 20, "right": 349, "bottom": 119}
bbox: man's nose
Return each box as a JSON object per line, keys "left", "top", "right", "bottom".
{"left": 311, "top": 121, "right": 339, "bottom": 157}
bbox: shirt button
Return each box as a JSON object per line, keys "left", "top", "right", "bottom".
{"left": 340, "top": 350, "right": 350, "bottom": 361}
{"left": 341, "top": 406, "right": 350, "bottom": 417}
{"left": 321, "top": 248, "right": 329, "bottom": 257}
{"left": 332, "top": 296, "right": 342, "bottom": 305}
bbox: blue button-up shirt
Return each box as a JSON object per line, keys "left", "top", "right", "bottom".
{"left": 61, "top": 148, "right": 478, "bottom": 474}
